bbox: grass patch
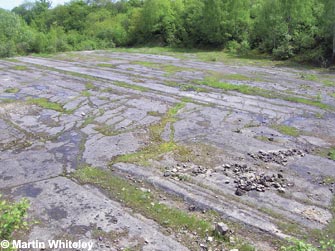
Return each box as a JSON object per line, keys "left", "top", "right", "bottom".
{"left": 328, "top": 148, "right": 335, "bottom": 160}
{"left": 255, "top": 135, "right": 273, "bottom": 142}
{"left": 111, "top": 102, "right": 187, "bottom": 166}
{"left": 73, "top": 166, "right": 212, "bottom": 237}
{"left": 331, "top": 93, "right": 335, "bottom": 98}
{"left": 114, "top": 81, "right": 149, "bottom": 92}
{"left": 300, "top": 73, "right": 319, "bottom": 81}
{"left": 81, "top": 90, "right": 91, "bottom": 97}
{"left": 80, "top": 116, "right": 95, "bottom": 128}
{"left": 200, "top": 77, "right": 332, "bottom": 110}
{"left": 4, "top": 88, "right": 19, "bottom": 94}
{"left": 314, "top": 147, "right": 335, "bottom": 161}
{"left": 147, "top": 111, "right": 162, "bottom": 117}
{"left": 271, "top": 124, "right": 300, "bottom": 137}
{"left": 85, "top": 82, "right": 98, "bottom": 91}
{"left": 132, "top": 61, "right": 192, "bottom": 75}
{"left": 27, "top": 98, "right": 64, "bottom": 112}
{"left": 12, "top": 65, "right": 28, "bottom": 71}
{"left": 132, "top": 61, "right": 158, "bottom": 68}
{"left": 323, "top": 80, "right": 335, "bottom": 87}
{"left": 94, "top": 124, "right": 119, "bottom": 136}
{"left": 97, "top": 63, "right": 116, "bottom": 68}
{"left": 323, "top": 176, "right": 335, "bottom": 184}
{"left": 111, "top": 141, "right": 190, "bottom": 166}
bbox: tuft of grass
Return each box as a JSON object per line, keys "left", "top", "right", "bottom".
{"left": 73, "top": 166, "right": 212, "bottom": 236}
{"left": 85, "top": 82, "right": 98, "bottom": 91}
{"left": 27, "top": 98, "right": 64, "bottom": 112}
{"left": 272, "top": 124, "right": 300, "bottom": 137}
{"left": 81, "top": 90, "right": 91, "bottom": 97}
{"left": 331, "top": 93, "right": 335, "bottom": 98}
{"left": 4, "top": 88, "right": 19, "bottom": 94}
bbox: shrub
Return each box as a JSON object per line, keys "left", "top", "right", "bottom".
{"left": 0, "top": 195, "right": 29, "bottom": 240}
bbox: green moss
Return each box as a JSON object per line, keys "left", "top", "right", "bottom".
{"left": 27, "top": 98, "right": 64, "bottom": 112}
{"left": 271, "top": 124, "right": 300, "bottom": 137}
{"left": 73, "top": 166, "right": 212, "bottom": 237}
{"left": 4, "top": 88, "right": 19, "bottom": 93}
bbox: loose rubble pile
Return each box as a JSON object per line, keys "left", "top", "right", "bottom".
{"left": 163, "top": 149, "right": 306, "bottom": 196}
{"left": 248, "top": 149, "right": 306, "bottom": 165}
{"left": 163, "top": 163, "right": 210, "bottom": 181}
{"left": 221, "top": 163, "right": 291, "bottom": 196}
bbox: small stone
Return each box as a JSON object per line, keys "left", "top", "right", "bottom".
{"left": 277, "top": 187, "right": 286, "bottom": 193}
{"left": 215, "top": 222, "right": 229, "bottom": 236}
{"left": 163, "top": 171, "right": 171, "bottom": 177}
{"left": 207, "top": 236, "right": 214, "bottom": 242}
{"left": 235, "top": 188, "right": 245, "bottom": 196}
{"left": 140, "top": 188, "right": 151, "bottom": 193}
{"left": 229, "top": 249, "right": 239, "bottom": 251}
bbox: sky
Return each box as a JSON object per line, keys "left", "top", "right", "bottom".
{"left": 0, "top": 0, "right": 69, "bottom": 10}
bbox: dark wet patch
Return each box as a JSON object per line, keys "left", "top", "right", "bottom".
{"left": 50, "top": 131, "right": 83, "bottom": 171}
{"left": 0, "top": 175, "right": 14, "bottom": 181}
{"left": 68, "top": 225, "right": 91, "bottom": 235}
{"left": 13, "top": 183, "right": 43, "bottom": 198}
{"left": 46, "top": 206, "right": 68, "bottom": 220}
{"left": 31, "top": 85, "right": 49, "bottom": 91}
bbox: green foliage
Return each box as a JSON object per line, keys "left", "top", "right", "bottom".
{"left": 1, "top": 0, "right": 335, "bottom": 64}
{"left": 281, "top": 238, "right": 335, "bottom": 251}
{"left": 0, "top": 195, "right": 29, "bottom": 240}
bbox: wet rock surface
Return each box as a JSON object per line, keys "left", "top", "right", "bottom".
{"left": 0, "top": 51, "right": 335, "bottom": 250}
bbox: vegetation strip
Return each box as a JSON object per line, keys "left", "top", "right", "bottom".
{"left": 200, "top": 77, "right": 333, "bottom": 110}
{"left": 73, "top": 166, "right": 212, "bottom": 237}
